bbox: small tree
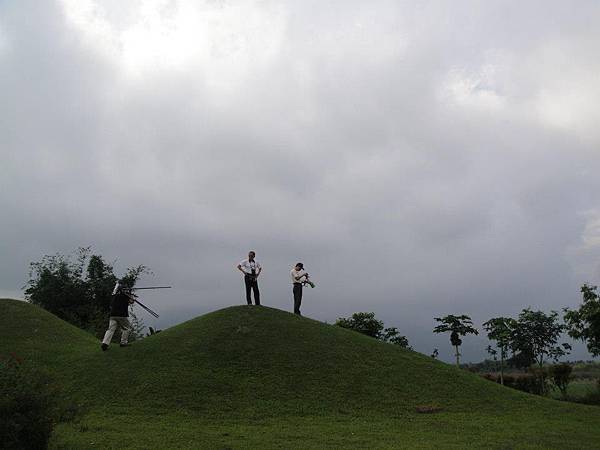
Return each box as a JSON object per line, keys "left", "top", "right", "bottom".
{"left": 25, "top": 247, "right": 150, "bottom": 339}
{"left": 483, "top": 317, "right": 516, "bottom": 385}
{"left": 511, "top": 308, "right": 571, "bottom": 369}
{"left": 381, "top": 327, "right": 412, "bottom": 349}
{"left": 335, "top": 312, "right": 384, "bottom": 338}
{"left": 510, "top": 308, "right": 571, "bottom": 394}
{"left": 485, "top": 345, "right": 499, "bottom": 373}
{"left": 433, "top": 315, "right": 478, "bottom": 366}
{"left": 335, "top": 312, "right": 411, "bottom": 349}
{"left": 549, "top": 363, "right": 573, "bottom": 397}
{"left": 564, "top": 284, "right": 600, "bottom": 357}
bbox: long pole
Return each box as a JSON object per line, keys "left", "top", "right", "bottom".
{"left": 131, "top": 286, "right": 172, "bottom": 290}
{"left": 133, "top": 299, "right": 160, "bottom": 318}
{"left": 123, "top": 285, "right": 169, "bottom": 317}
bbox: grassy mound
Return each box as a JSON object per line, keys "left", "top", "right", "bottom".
{"left": 2, "top": 298, "right": 600, "bottom": 449}
{"left": 0, "top": 298, "right": 96, "bottom": 367}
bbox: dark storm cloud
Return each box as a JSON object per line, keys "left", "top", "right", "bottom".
{"left": 2, "top": 0, "right": 600, "bottom": 361}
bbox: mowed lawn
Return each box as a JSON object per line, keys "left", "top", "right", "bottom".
{"left": 2, "top": 298, "right": 600, "bottom": 449}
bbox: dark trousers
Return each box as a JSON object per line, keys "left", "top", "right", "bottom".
{"left": 293, "top": 283, "right": 303, "bottom": 315}
{"left": 244, "top": 275, "right": 260, "bottom": 305}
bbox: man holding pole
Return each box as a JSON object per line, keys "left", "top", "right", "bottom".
{"left": 100, "top": 280, "right": 134, "bottom": 351}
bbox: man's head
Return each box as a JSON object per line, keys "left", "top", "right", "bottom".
{"left": 248, "top": 251, "right": 256, "bottom": 260}
{"left": 295, "top": 262, "right": 304, "bottom": 270}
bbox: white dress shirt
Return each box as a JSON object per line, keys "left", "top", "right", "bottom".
{"left": 290, "top": 269, "right": 307, "bottom": 284}
{"left": 239, "top": 259, "right": 261, "bottom": 275}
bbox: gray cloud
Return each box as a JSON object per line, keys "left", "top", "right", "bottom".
{"left": 2, "top": 0, "right": 600, "bottom": 362}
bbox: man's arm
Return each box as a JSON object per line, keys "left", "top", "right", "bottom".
{"left": 294, "top": 272, "right": 308, "bottom": 281}
{"left": 237, "top": 264, "right": 246, "bottom": 275}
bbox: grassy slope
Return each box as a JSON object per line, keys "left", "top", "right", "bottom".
{"left": 2, "top": 298, "right": 600, "bottom": 449}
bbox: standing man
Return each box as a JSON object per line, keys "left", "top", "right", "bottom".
{"left": 101, "top": 280, "right": 134, "bottom": 351}
{"left": 237, "top": 251, "right": 262, "bottom": 305}
{"left": 290, "top": 262, "right": 309, "bottom": 315}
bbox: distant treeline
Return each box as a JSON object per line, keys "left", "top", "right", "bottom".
{"left": 463, "top": 360, "right": 600, "bottom": 378}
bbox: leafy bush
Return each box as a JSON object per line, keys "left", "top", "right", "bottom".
{"left": 335, "top": 312, "right": 384, "bottom": 338}
{"left": 0, "top": 353, "right": 66, "bottom": 449}
{"left": 549, "top": 363, "right": 573, "bottom": 397}
{"left": 335, "top": 312, "right": 411, "bottom": 348}
{"left": 25, "top": 247, "right": 149, "bottom": 339}
{"left": 564, "top": 284, "right": 600, "bottom": 357}
{"left": 483, "top": 371, "right": 547, "bottom": 395}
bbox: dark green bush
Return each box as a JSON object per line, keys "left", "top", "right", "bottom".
{"left": 0, "top": 353, "right": 62, "bottom": 449}
{"left": 511, "top": 373, "right": 546, "bottom": 395}
{"left": 549, "top": 363, "right": 573, "bottom": 397}
{"left": 482, "top": 371, "right": 547, "bottom": 395}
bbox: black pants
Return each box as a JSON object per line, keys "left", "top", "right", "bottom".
{"left": 293, "top": 283, "right": 303, "bottom": 315}
{"left": 244, "top": 275, "right": 260, "bottom": 305}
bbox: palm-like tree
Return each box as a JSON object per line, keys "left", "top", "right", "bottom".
{"left": 433, "top": 315, "right": 478, "bottom": 366}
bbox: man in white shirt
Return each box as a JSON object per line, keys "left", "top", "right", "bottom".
{"left": 290, "top": 262, "right": 309, "bottom": 315}
{"left": 237, "top": 251, "right": 262, "bottom": 305}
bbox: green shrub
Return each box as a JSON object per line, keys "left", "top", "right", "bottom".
{"left": 549, "top": 363, "right": 573, "bottom": 397}
{"left": 483, "top": 372, "right": 546, "bottom": 395}
{"left": 528, "top": 366, "right": 550, "bottom": 395}
{"left": 0, "top": 353, "right": 63, "bottom": 449}
{"left": 512, "top": 373, "right": 545, "bottom": 395}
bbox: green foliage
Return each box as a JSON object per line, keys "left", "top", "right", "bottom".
{"left": 335, "top": 312, "right": 411, "bottom": 348}
{"left": 25, "top": 247, "right": 149, "bottom": 339}
{"left": 335, "top": 312, "right": 383, "bottom": 338}
{"left": 25, "top": 248, "right": 92, "bottom": 329}
{"left": 433, "top": 314, "right": 478, "bottom": 366}
{"left": 0, "top": 353, "right": 62, "bottom": 449}
{"left": 483, "top": 317, "right": 515, "bottom": 359}
{"left": 564, "top": 284, "right": 600, "bottom": 357}
{"left": 549, "top": 363, "right": 573, "bottom": 397}
{"left": 510, "top": 308, "right": 571, "bottom": 370}
{"left": 483, "top": 371, "right": 547, "bottom": 395}
{"left": 381, "top": 326, "right": 412, "bottom": 349}
{"left": 483, "top": 317, "right": 517, "bottom": 384}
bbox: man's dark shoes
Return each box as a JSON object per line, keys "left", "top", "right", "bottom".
{"left": 120, "top": 343, "right": 131, "bottom": 347}
{"left": 101, "top": 343, "right": 108, "bottom": 351}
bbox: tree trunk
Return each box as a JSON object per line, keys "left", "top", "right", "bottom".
{"left": 538, "top": 359, "right": 546, "bottom": 395}
{"left": 500, "top": 353, "right": 504, "bottom": 385}
{"left": 455, "top": 345, "right": 460, "bottom": 367}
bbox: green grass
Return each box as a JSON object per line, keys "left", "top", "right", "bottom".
{"left": 3, "top": 298, "right": 600, "bottom": 449}
{"left": 549, "top": 379, "right": 598, "bottom": 400}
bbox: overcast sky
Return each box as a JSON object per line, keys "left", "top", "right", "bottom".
{"left": 2, "top": 0, "right": 600, "bottom": 362}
